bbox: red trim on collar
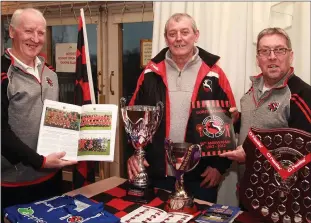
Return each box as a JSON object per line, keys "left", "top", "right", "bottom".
{"left": 6, "top": 49, "right": 43, "bottom": 84}
{"left": 281, "top": 67, "right": 294, "bottom": 86}
{"left": 253, "top": 73, "right": 263, "bottom": 79}
{"left": 5, "top": 49, "right": 15, "bottom": 65}
{"left": 217, "top": 66, "right": 236, "bottom": 107}
{"left": 38, "top": 52, "right": 47, "bottom": 61}
{"left": 191, "top": 63, "right": 211, "bottom": 102}
{"left": 253, "top": 67, "right": 294, "bottom": 88}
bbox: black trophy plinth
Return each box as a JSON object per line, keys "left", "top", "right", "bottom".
{"left": 125, "top": 182, "right": 155, "bottom": 204}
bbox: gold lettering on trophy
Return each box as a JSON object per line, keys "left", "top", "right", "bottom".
{"left": 179, "top": 147, "right": 193, "bottom": 171}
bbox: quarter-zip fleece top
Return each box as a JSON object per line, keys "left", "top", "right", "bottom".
{"left": 1, "top": 50, "right": 59, "bottom": 186}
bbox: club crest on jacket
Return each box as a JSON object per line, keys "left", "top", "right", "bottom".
{"left": 46, "top": 77, "right": 53, "bottom": 87}
{"left": 268, "top": 102, "right": 280, "bottom": 112}
{"left": 203, "top": 79, "right": 212, "bottom": 92}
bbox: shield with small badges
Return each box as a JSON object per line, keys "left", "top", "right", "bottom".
{"left": 240, "top": 127, "right": 311, "bottom": 223}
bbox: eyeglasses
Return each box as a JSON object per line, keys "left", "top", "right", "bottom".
{"left": 257, "top": 48, "right": 291, "bottom": 57}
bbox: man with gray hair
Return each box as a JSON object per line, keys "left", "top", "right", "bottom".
{"left": 220, "top": 28, "right": 311, "bottom": 212}
{"left": 127, "top": 13, "right": 237, "bottom": 203}
{"left": 221, "top": 27, "right": 311, "bottom": 164}
{"left": 1, "top": 8, "right": 77, "bottom": 215}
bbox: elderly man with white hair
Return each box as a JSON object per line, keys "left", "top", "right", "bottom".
{"left": 1, "top": 8, "right": 76, "bottom": 217}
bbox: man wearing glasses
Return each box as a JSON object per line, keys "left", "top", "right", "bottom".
{"left": 220, "top": 27, "right": 311, "bottom": 166}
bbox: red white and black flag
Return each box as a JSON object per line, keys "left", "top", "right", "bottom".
{"left": 73, "top": 9, "right": 96, "bottom": 189}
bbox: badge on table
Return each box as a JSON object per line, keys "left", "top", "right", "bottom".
{"left": 120, "top": 97, "right": 164, "bottom": 203}
{"left": 192, "top": 100, "right": 236, "bottom": 156}
{"left": 240, "top": 127, "right": 311, "bottom": 223}
{"left": 164, "top": 139, "right": 201, "bottom": 214}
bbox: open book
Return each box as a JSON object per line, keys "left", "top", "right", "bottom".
{"left": 120, "top": 205, "right": 193, "bottom": 223}
{"left": 37, "top": 99, "right": 118, "bottom": 161}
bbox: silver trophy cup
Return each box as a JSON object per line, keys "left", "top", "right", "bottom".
{"left": 164, "top": 139, "right": 202, "bottom": 214}
{"left": 120, "top": 98, "right": 163, "bottom": 201}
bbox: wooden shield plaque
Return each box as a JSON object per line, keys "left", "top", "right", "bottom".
{"left": 240, "top": 127, "right": 311, "bottom": 223}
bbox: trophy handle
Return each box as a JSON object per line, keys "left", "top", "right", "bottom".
{"left": 186, "top": 144, "right": 202, "bottom": 172}
{"left": 120, "top": 97, "right": 127, "bottom": 108}
{"left": 155, "top": 101, "right": 164, "bottom": 131}
{"left": 120, "top": 97, "right": 129, "bottom": 132}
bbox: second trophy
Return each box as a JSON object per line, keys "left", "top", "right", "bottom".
{"left": 120, "top": 97, "right": 163, "bottom": 203}
{"left": 164, "top": 139, "right": 202, "bottom": 214}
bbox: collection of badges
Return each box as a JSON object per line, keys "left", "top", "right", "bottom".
{"left": 240, "top": 128, "right": 311, "bottom": 223}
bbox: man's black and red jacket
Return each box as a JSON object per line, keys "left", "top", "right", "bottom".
{"left": 129, "top": 47, "right": 237, "bottom": 181}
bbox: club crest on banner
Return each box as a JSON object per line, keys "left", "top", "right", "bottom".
{"left": 198, "top": 115, "right": 225, "bottom": 138}
{"left": 192, "top": 100, "right": 236, "bottom": 156}
{"left": 202, "top": 79, "right": 212, "bottom": 92}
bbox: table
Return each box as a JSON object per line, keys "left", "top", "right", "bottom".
{"left": 4, "top": 177, "right": 215, "bottom": 223}
{"left": 66, "top": 176, "right": 212, "bottom": 205}
{"left": 4, "top": 177, "right": 127, "bottom": 223}
{"left": 72, "top": 177, "right": 249, "bottom": 222}
{"left": 66, "top": 176, "right": 127, "bottom": 198}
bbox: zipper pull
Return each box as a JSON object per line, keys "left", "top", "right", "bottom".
{"left": 176, "top": 71, "right": 182, "bottom": 90}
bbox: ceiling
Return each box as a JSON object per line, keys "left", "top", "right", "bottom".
{"left": 1, "top": 1, "right": 153, "bottom": 18}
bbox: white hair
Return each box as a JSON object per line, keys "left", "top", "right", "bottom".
{"left": 10, "top": 8, "right": 46, "bottom": 28}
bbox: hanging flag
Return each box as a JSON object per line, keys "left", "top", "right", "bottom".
{"left": 72, "top": 8, "right": 96, "bottom": 189}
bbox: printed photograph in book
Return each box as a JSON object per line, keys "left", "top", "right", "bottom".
{"left": 43, "top": 107, "right": 81, "bottom": 131}
{"left": 78, "top": 136, "right": 110, "bottom": 156}
{"left": 80, "top": 111, "right": 112, "bottom": 130}
{"left": 37, "top": 99, "right": 118, "bottom": 162}
{"left": 192, "top": 100, "right": 236, "bottom": 157}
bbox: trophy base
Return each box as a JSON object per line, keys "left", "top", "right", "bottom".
{"left": 125, "top": 183, "right": 155, "bottom": 204}
{"left": 164, "top": 197, "right": 198, "bottom": 215}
